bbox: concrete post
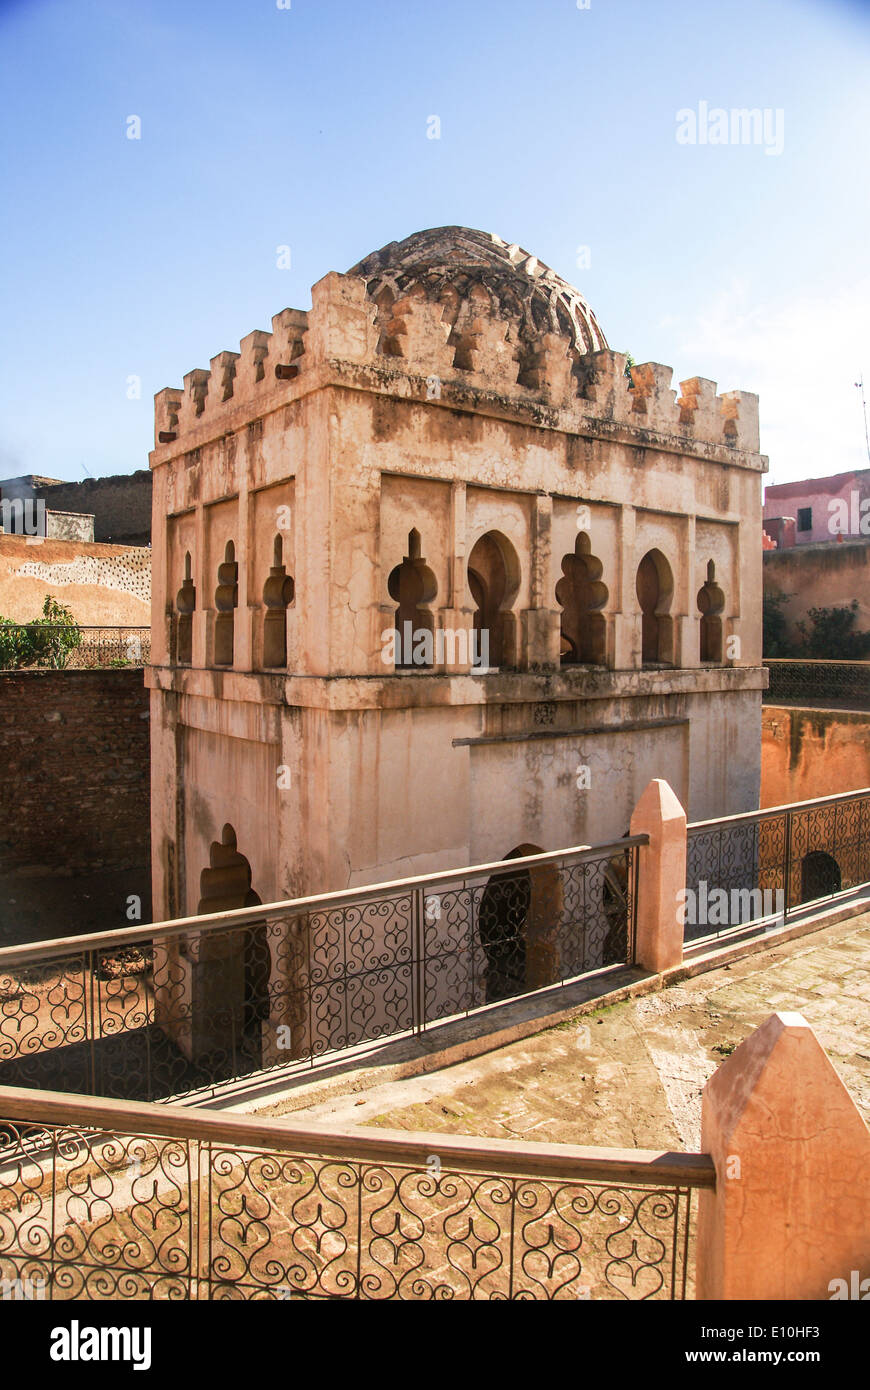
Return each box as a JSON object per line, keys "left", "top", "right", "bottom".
{"left": 696, "top": 1011, "right": 870, "bottom": 1300}
{"left": 628, "top": 778, "right": 686, "bottom": 973}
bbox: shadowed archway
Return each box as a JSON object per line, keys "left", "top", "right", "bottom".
{"left": 556, "top": 533, "right": 608, "bottom": 666}
{"left": 196, "top": 825, "right": 267, "bottom": 1058}
{"left": 388, "top": 529, "right": 438, "bottom": 669}
{"left": 467, "top": 530, "right": 520, "bottom": 669}
{"left": 800, "top": 850, "right": 841, "bottom": 904}
{"left": 477, "top": 844, "right": 564, "bottom": 1001}
{"left": 262, "top": 534, "right": 295, "bottom": 669}
{"left": 636, "top": 549, "right": 674, "bottom": 666}
{"left": 697, "top": 560, "right": 725, "bottom": 663}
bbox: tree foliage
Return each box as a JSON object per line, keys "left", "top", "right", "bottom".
{"left": 795, "top": 601, "right": 870, "bottom": 660}
{"left": 0, "top": 595, "right": 82, "bottom": 669}
{"left": 762, "top": 591, "right": 793, "bottom": 657}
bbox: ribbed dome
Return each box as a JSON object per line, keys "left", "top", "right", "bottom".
{"left": 348, "top": 226, "right": 607, "bottom": 357}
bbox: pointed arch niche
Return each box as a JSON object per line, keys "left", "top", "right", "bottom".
{"left": 175, "top": 551, "right": 195, "bottom": 665}
{"left": 262, "top": 534, "right": 295, "bottom": 669}
{"left": 556, "top": 533, "right": 608, "bottom": 666}
{"left": 636, "top": 549, "right": 674, "bottom": 666}
{"left": 697, "top": 560, "right": 725, "bottom": 663}
{"left": 195, "top": 824, "right": 268, "bottom": 1059}
{"left": 467, "top": 530, "right": 520, "bottom": 669}
{"left": 388, "top": 529, "right": 438, "bottom": 670}
{"left": 477, "top": 843, "right": 564, "bottom": 1002}
{"left": 214, "top": 541, "right": 238, "bottom": 667}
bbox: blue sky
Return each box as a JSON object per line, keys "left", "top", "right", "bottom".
{"left": 0, "top": 0, "right": 868, "bottom": 488}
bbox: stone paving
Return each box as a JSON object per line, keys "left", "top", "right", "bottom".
{"left": 290, "top": 913, "right": 870, "bottom": 1152}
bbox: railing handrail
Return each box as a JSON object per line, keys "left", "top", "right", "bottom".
{"left": 0, "top": 624, "right": 149, "bottom": 632}
{"left": 0, "top": 1083, "right": 715, "bottom": 1188}
{"left": 0, "top": 835, "right": 648, "bottom": 968}
{"left": 763, "top": 658, "right": 870, "bottom": 668}
{"left": 687, "top": 785, "right": 870, "bottom": 835}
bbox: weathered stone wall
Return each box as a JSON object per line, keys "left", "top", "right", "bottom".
{"left": 764, "top": 539, "right": 870, "bottom": 644}
{"left": 761, "top": 704, "right": 870, "bottom": 806}
{"left": 147, "top": 228, "right": 768, "bottom": 918}
{"left": 0, "top": 669, "right": 151, "bottom": 877}
{"left": 0, "top": 534, "right": 150, "bottom": 624}
{"left": 40, "top": 471, "right": 152, "bottom": 546}
{"left": 45, "top": 510, "right": 95, "bottom": 542}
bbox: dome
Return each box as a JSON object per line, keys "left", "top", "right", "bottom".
{"left": 348, "top": 226, "right": 607, "bottom": 358}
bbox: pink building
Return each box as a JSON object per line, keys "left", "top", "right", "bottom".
{"left": 763, "top": 468, "right": 870, "bottom": 547}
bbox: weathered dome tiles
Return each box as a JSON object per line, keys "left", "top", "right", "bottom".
{"left": 151, "top": 225, "right": 761, "bottom": 457}
{"left": 348, "top": 226, "right": 608, "bottom": 358}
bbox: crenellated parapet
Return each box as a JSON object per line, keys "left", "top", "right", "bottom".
{"left": 151, "top": 226, "right": 761, "bottom": 461}
{"left": 152, "top": 305, "right": 311, "bottom": 447}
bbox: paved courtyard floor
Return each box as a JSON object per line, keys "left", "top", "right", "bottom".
{"left": 288, "top": 913, "right": 870, "bottom": 1151}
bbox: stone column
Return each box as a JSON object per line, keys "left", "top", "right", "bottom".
{"left": 613, "top": 504, "right": 637, "bottom": 669}
{"left": 191, "top": 501, "right": 208, "bottom": 668}
{"left": 696, "top": 1011, "right": 870, "bottom": 1300}
{"left": 628, "top": 778, "right": 686, "bottom": 973}
{"left": 678, "top": 514, "right": 698, "bottom": 668}
{"left": 236, "top": 478, "right": 253, "bottom": 672}
{"left": 440, "top": 480, "right": 473, "bottom": 673}
{"left": 521, "top": 493, "right": 558, "bottom": 669}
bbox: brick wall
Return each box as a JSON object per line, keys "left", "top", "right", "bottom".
{"left": 0, "top": 669, "right": 150, "bottom": 876}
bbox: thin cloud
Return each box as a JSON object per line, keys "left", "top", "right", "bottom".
{"left": 667, "top": 278, "right": 870, "bottom": 486}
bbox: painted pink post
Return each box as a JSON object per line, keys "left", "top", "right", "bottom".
{"left": 628, "top": 778, "right": 687, "bottom": 974}
{"left": 696, "top": 1012, "right": 870, "bottom": 1301}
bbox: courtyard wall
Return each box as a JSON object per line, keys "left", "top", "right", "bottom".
{"left": 0, "top": 668, "right": 151, "bottom": 878}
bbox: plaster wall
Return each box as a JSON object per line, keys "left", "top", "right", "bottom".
{"left": 0, "top": 533, "right": 150, "bottom": 624}
{"left": 763, "top": 469, "right": 870, "bottom": 547}
{"left": 761, "top": 705, "right": 870, "bottom": 807}
{"left": 146, "top": 233, "right": 767, "bottom": 923}
{"left": 763, "top": 539, "right": 870, "bottom": 642}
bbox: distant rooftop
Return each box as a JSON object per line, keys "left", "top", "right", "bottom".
{"left": 765, "top": 466, "right": 870, "bottom": 500}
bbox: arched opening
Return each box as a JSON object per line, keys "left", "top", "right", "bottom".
{"left": 556, "top": 533, "right": 608, "bottom": 666}
{"left": 214, "top": 541, "right": 238, "bottom": 667}
{"left": 197, "top": 825, "right": 268, "bottom": 1058}
{"left": 197, "top": 824, "right": 261, "bottom": 913}
{"left": 601, "top": 846, "right": 631, "bottom": 965}
{"left": 800, "top": 850, "right": 841, "bottom": 904}
{"left": 477, "top": 845, "right": 537, "bottom": 1003}
{"left": 467, "top": 531, "right": 519, "bottom": 669}
{"left": 697, "top": 559, "right": 725, "bottom": 663}
{"left": 636, "top": 549, "right": 674, "bottom": 666}
{"left": 374, "top": 287, "right": 405, "bottom": 358}
{"left": 262, "top": 534, "right": 295, "bottom": 669}
{"left": 175, "top": 551, "right": 195, "bottom": 665}
{"left": 388, "top": 529, "right": 438, "bottom": 670}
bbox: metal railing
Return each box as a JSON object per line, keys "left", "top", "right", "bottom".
{"left": 684, "top": 787, "right": 870, "bottom": 943}
{"left": 0, "top": 838, "right": 643, "bottom": 1104}
{"left": 0, "top": 1084, "right": 710, "bottom": 1300}
{"left": 0, "top": 625, "right": 150, "bottom": 671}
{"left": 764, "top": 659, "right": 870, "bottom": 708}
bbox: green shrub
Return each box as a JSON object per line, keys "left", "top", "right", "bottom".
{"left": 795, "top": 601, "right": 870, "bottom": 660}
{"left": 0, "top": 595, "right": 82, "bottom": 669}
{"left": 763, "top": 591, "right": 795, "bottom": 657}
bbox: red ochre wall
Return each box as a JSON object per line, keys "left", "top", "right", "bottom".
{"left": 762, "top": 705, "right": 870, "bottom": 807}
